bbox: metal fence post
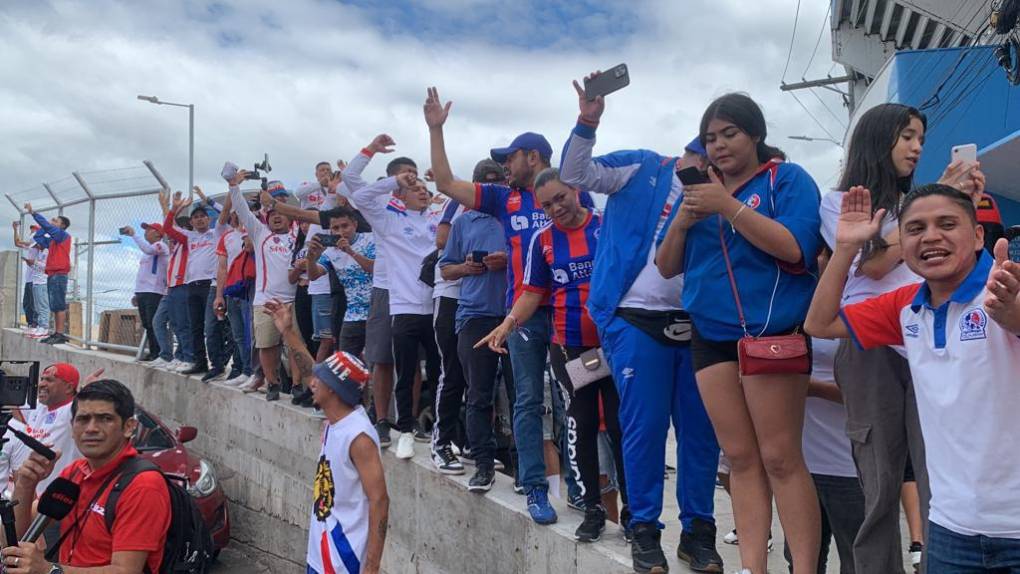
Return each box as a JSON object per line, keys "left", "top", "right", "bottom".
{"left": 72, "top": 172, "right": 96, "bottom": 344}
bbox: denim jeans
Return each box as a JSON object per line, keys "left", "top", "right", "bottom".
{"left": 165, "top": 285, "right": 193, "bottom": 363}
{"left": 226, "top": 296, "right": 252, "bottom": 376}
{"left": 32, "top": 283, "right": 50, "bottom": 329}
{"left": 927, "top": 521, "right": 1020, "bottom": 573}
{"left": 153, "top": 297, "right": 174, "bottom": 362}
{"left": 507, "top": 311, "right": 551, "bottom": 493}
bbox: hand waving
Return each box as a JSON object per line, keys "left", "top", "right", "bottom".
{"left": 573, "top": 71, "right": 605, "bottom": 123}
{"left": 424, "top": 87, "right": 452, "bottom": 129}
{"left": 368, "top": 134, "right": 395, "bottom": 154}
{"left": 984, "top": 238, "right": 1020, "bottom": 334}
{"left": 835, "top": 186, "right": 885, "bottom": 249}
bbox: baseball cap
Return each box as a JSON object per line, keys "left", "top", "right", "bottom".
{"left": 490, "top": 132, "right": 553, "bottom": 164}
{"left": 140, "top": 222, "right": 164, "bottom": 235}
{"left": 312, "top": 351, "right": 371, "bottom": 407}
{"left": 472, "top": 159, "right": 504, "bottom": 183}
{"left": 190, "top": 204, "right": 210, "bottom": 217}
{"left": 29, "top": 224, "right": 40, "bottom": 232}
{"left": 685, "top": 136, "right": 707, "bottom": 157}
{"left": 46, "top": 363, "right": 80, "bottom": 389}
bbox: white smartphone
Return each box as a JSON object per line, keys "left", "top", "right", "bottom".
{"left": 951, "top": 143, "right": 978, "bottom": 164}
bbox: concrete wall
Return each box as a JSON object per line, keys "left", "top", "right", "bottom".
{"left": 0, "top": 251, "right": 18, "bottom": 328}
{"left": 0, "top": 329, "right": 633, "bottom": 574}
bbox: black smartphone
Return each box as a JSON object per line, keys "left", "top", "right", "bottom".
{"left": 315, "top": 233, "right": 341, "bottom": 248}
{"left": 118, "top": 226, "right": 131, "bottom": 235}
{"left": 1007, "top": 226, "right": 1020, "bottom": 263}
{"left": 583, "top": 64, "right": 629, "bottom": 101}
{"left": 676, "top": 167, "right": 711, "bottom": 186}
{"left": 470, "top": 250, "right": 489, "bottom": 263}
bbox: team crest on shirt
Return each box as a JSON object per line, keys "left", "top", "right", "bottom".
{"left": 553, "top": 269, "right": 570, "bottom": 284}
{"left": 507, "top": 194, "right": 522, "bottom": 209}
{"left": 313, "top": 454, "right": 335, "bottom": 521}
{"left": 402, "top": 226, "right": 415, "bottom": 237}
{"left": 745, "top": 194, "right": 761, "bottom": 209}
{"left": 959, "top": 308, "right": 987, "bottom": 341}
{"left": 904, "top": 324, "right": 920, "bottom": 338}
{"left": 45, "top": 411, "right": 56, "bottom": 424}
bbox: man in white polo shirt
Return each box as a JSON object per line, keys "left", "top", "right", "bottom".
{"left": 806, "top": 184, "right": 1020, "bottom": 573}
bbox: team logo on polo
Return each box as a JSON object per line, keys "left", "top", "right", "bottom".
{"left": 959, "top": 308, "right": 987, "bottom": 341}
{"left": 313, "top": 454, "right": 335, "bottom": 521}
{"left": 553, "top": 269, "right": 569, "bottom": 284}
{"left": 904, "top": 324, "right": 920, "bottom": 338}
{"left": 746, "top": 194, "right": 761, "bottom": 209}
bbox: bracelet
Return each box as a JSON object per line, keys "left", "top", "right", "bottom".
{"left": 361, "top": 147, "right": 375, "bottom": 158}
{"left": 728, "top": 204, "right": 748, "bottom": 231}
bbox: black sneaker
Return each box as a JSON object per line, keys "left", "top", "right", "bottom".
{"left": 413, "top": 424, "right": 430, "bottom": 443}
{"left": 431, "top": 444, "right": 465, "bottom": 475}
{"left": 468, "top": 465, "right": 495, "bottom": 493}
{"left": 266, "top": 384, "right": 281, "bottom": 401}
{"left": 631, "top": 522, "right": 668, "bottom": 574}
{"left": 300, "top": 392, "right": 315, "bottom": 408}
{"left": 621, "top": 505, "right": 634, "bottom": 542}
{"left": 181, "top": 363, "right": 209, "bottom": 376}
{"left": 291, "top": 386, "right": 311, "bottom": 405}
{"left": 200, "top": 368, "right": 225, "bottom": 383}
{"left": 375, "top": 420, "right": 392, "bottom": 448}
{"left": 575, "top": 504, "right": 607, "bottom": 543}
{"left": 677, "top": 517, "right": 723, "bottom": 573}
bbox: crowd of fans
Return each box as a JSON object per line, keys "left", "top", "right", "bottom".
{"left": 10, "top": 72, "right": 1020, "bottom": 574}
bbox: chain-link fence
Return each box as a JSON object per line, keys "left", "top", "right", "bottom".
{"left": 5, "top": 162, "right": 169, "bottom": 352}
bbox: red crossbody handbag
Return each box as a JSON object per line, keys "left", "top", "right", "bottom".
{"left": 718, "top": 216, "right": 811, "bottom": 376}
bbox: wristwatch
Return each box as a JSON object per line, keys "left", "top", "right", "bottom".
{"left": 48, "top": 564, "right": 64, "bottom": 574}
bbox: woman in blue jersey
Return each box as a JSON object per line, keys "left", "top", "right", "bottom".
{"left": 478, "top": 168, "right": 628, "bottom": 545}
{"left": 657, "top": 93, "right": 823, "bottom": 574}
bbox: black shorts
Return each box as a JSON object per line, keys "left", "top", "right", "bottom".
{"left": 690, "top": 324, "right": 812, "bottom": 373}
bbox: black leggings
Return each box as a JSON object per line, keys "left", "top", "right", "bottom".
{"left": 549, "top": 344, "right": 628, "bottom": 509}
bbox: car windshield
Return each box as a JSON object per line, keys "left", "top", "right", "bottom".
{"left": 133, "top": 409, "right": 175, "bottom": 451}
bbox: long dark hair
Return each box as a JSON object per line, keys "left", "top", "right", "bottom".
{"left": 838, "top": 103, "right": 927, "bottom": 216}
{"left": 699, "top": 93, "right": 786, "bottom": 164}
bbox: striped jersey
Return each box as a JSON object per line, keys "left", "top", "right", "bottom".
{"left": 522, "top": 210, "right": 601, "bottom": 347}
{"left": 166, "top": 240, "right": 188, "bottom": 289}
{"left": 474, "top": 183, "right": 594, "bottom": 311}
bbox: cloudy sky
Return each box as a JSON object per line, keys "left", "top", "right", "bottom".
{"left": 2, "top": 0, "right": 847, "bottom": 250}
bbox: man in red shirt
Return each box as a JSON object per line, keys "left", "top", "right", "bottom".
{"left": 3, "top": 379, "right": 171, "bottom": 574}
{"left": 25, "top": 203, "right": 72, "bottom": 345}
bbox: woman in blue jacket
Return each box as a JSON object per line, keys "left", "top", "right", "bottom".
{"left": 657, "top": 93, "right": 823, "bottom": 574}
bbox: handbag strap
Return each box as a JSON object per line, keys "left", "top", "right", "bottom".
{"left": 718, "top": 216, "right": 750, "bottom": 338}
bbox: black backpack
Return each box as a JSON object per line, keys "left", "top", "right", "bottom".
{"left": 103, "top": 457, "right": 216, "bottom": 574}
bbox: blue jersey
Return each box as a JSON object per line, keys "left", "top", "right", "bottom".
{"left": 522, "top": 211, "right": 601, "bottom": 347}
{"left": 659, "top": 161, "right": 822, "bottom": 341}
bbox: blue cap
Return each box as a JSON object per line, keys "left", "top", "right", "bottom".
{"left": 490, "top": 132, "right": 553, "bottom": 164}
{"left": 267, "top": 180, "right": 290, "bottom": 199}
{"left": 311, "top": 351, "right": 371, "bottom": 407}
{"left": 684, "top": 136, "right": 707, "bottom": 157}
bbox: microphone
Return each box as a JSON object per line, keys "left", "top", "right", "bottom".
{"left": 21, "top": 478, "right": 80, "bottom": 543}
{"left": 8, "top": 428, "right": 57, "bottom": 461}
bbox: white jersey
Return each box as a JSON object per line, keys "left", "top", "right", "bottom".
{"left": 306, "top": 407, "right": 379, "bottom": 574}
{"left": 2, "top": 402, "right": 81, "bottom": 495}
{"left": 230, "top": 185, "right": 297, "bottom": 306}
{"left": 132, "top": 235, "right": 169, "bottom": 295}
{"left": 302, "top": 224, "right": 333, "bottom": 296}
{"left": 26, "top": 247, "right": 48, "bottom": 285}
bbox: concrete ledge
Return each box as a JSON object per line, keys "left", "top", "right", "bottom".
{"left": 1, "top": 328, "right": 634, "bottom": 574}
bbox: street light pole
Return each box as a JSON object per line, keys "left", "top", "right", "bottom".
{"left": 789, "top": 135, "right": 843, "bottom": 146}
{"left": 138, "top": 94, "right": 195, "bottom": 197}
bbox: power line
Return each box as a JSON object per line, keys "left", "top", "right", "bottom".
{"left": 787, "top": 89, "right": 840, "bottom": 143}
{"left": 803, "top": 2, "right": 832, "bottom": 78}
{"left": 808, "top": 87, "right": 848, "bottom": 129}
{"left": 781, "top": 0, "right": 803, "bottom": 82}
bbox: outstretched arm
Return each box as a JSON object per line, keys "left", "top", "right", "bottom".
{"left": 425, "top": 87, "right": 478, "bottom": 207}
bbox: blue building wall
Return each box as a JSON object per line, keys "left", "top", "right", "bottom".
{"left": 885, "top": 46, "right": 1020, "bottom": 225}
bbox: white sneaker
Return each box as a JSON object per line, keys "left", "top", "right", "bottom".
{"left": 149, "top": 357, "right": 172, "bottom": 368}
{"left": 223, "top": 374, "right": 249, "bottom": 387}
{"left": 28, "top": 328, "right": 49, "bottom": 339}
{"left": 239, "top": 374, "right": 264, "bottom": 392}
{"left": 174, "top": 362, "right": 196, "bottom": 373}
{"left": 395, "top": 433, "right": 415, "bottom": 460}
{"left": 165, "top": 359, "right": 184, "bottom": 371}
{"left": 723, "top": 529, "right": 739, "bottom": 545}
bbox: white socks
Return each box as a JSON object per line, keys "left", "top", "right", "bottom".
{"left": 546, "top": 475, "right": 561, "bottom": 498}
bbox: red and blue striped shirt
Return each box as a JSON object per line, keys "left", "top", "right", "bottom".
{"left": 522, "top": 210, "right": 601, "bottom": 347}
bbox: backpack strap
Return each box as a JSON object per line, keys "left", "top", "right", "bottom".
{"left": 102, "top": 457, "right": 162, "bottom": 533}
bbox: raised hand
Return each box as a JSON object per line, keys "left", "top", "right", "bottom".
{"left": 171, "top": 191, "right": 187, "bottom": 213}
{"left": 573, "top": 71, "right": 605, "bottom": 123}
{"left": 122, "top": 225, "right": 135, "bottom": 236}
{"left": 336, "top": 159, "right": 348, "bottom": 171}
{"left": 327, "top": 170, "right": 343, "bottom": 193}
{"left": 368, "top": 134, "right": 395, "bottom": 154}
{"left": 229, "top": 169, "right": 248, "bottom": 187}
{"left": 984, "top": 238, "right": 1020, "bottom": 333}
{"left": 193, "top": 185, "right": 207, "bottom": 201}
{"left": 158, "top": 188, "right": 170, "bottom": 208}
{"left": 23, "top": 203, "right": 33, "bottom": 214}
{"left": 424, "top": 86, "right": 452, "bottom": 129}
{"left": 82, "top": 367, "right": 106, "bottom": 387}
{"left": 938, "top": 159, "right": 986, "bottom": 205}
{"left": 835, "top": 186, "right": 885, "bottom": 249}
{"left": 395, "top": 172, "right": 417, "bottom": 189}
{"left": 424, "top": 168, "right": 436, "bottom": 183}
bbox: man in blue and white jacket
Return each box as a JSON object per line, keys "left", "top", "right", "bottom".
{"left": 560, "top": 75, "right": 722, "bottom": 573}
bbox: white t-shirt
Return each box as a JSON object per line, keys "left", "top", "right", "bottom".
{"left": 2, "top": 402, "right": 81, "bottom": 495}
{"left": 230, "top": 185, "right": 297, "bottom": 306}
{"left": 302, "top": 224, "right": 333, "bottom": 297}
{"left": 801, "top": 337, "right": 856, "bottom": 478}
{"left": 132, "top": 235, "right": 169, "bottom": 295}
{"left": 306, "top": 407, "right": 379, "bottom": 574}
{"left": 169, "top": 226, "right": 222, "bottom": 284}
{"left": 819, "top": 191, "right": 921, "bottom": 306}
{"left": 618, "top": 174, "right": 685, "bottom": 310}
{"left": 26, "top": 247, "right": 48, "bottom": 285}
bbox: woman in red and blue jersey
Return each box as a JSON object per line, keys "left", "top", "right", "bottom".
{"left": 657, "top": 94, "right": 824, "bottom": 574}
{"left": 477, "top": 168, "right": 627, "bottom": 544}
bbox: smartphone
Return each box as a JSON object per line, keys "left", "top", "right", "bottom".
{"left": 583, "top": 64, "right": 629, "bottom": 101}
{"left": 1007, "top": 226, "right": 1020, "bottom": 263}
{"left": 118, "top": 226, "right": 130, "bottom": 236}
{"left": 676, "top": 167, "right": 711, "bottom": 186}
{"left": 315, "top": 233, "right": 341, "bottom": 248}
{"left": 951, "top": 143, "right": 978, "bottom": 165}
{"left": 470, "top": 250, "right": 489, "bottom": 263}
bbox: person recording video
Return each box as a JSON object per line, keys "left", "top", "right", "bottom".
{"left": 2, "top": 379, "right": 171, "bottom": 574}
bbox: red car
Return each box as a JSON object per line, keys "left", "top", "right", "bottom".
{"left": 133, "top": 406, "right": 230, "bottom": 554}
